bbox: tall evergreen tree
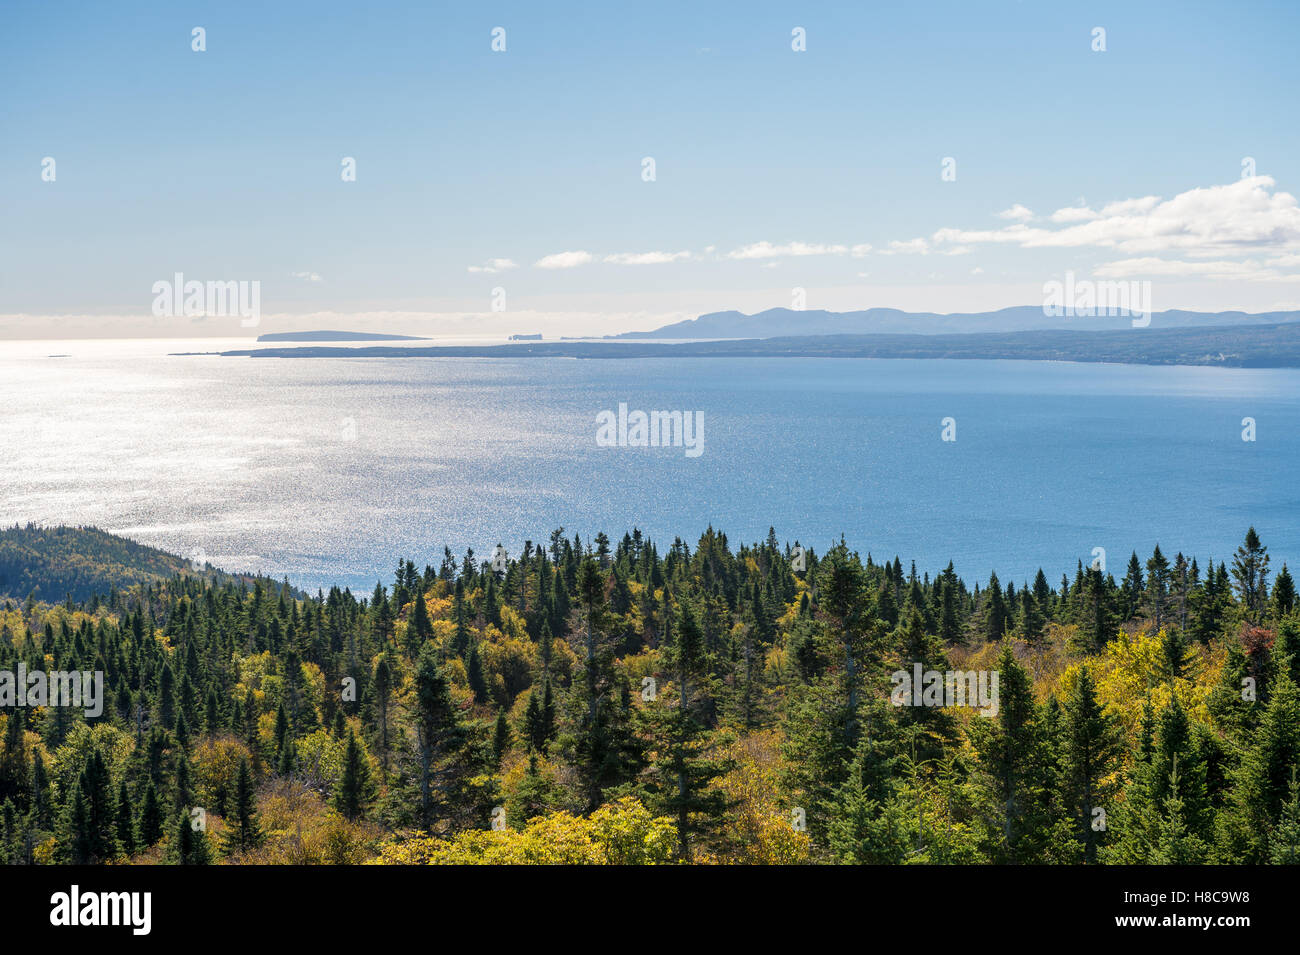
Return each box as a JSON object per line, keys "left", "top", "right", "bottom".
{"left": 970, "top": 644, "right": 1059, "bottom": 862}
{"left": 1232, "top": 527, "right": 1270, "bottom": 624}
{"left": 222, "top": 756, "right": 263, "bottom": 853}
{"left": 169, "top": 809, "right": 211, "bottom": 865}
{"left": 1061, "top": 666, "right": 1120, "bottom": 862}
{"left": 138, "top": 782, "right": 164, "bottom": 848}
{"left": 333, "top": 729, "right": 376, "bottom": 820}
{"left": 646, "top": 599, "right": 732, "bottom": 861}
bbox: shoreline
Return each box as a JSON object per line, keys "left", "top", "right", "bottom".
{"left": 174, "top": 321, "right": 1300, "bottom": 368}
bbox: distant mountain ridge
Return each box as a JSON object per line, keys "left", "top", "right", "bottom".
{"left": 607, "top": 306, "right": 1300, "bottom": 339}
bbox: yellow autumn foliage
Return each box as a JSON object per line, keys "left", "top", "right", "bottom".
{"left": 1087, "top": 627, "right": 1215, "bottom": 735}
{"left": 369, "top": 797, "right": 677, "bottom": 865}
{"left": 714, "top": 730, "right": 812, "bottom": 864}
{"left": 235, "top": 781, "right": 384, "bottom": 865}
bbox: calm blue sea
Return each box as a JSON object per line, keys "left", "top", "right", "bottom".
{"left": 3, "top": 339, "right": 1298, "bottom": 593}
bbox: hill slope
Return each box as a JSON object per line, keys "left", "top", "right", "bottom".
{"left": 0, "top": 524, "right": 277, "bottom": 603}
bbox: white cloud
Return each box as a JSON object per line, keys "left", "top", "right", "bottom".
{"left": 289, "top": 271, "right": 322, "bottom": 282}
{"left": 725, "top": 241, "right": 849, "bottom": 260}
{"left": 933, "top": 178, "right": 1300, "bottom": 257}
{"left": 1094, "top": 256, "right": 1300, "bottom": 282}
{"left": 1050, "top": 205, "right": 1098, "bottom": 223}
{"left": 1096, "top": 195, "right": 1163, "bottom": 217}
{"left": 997, "top": 204, "right": 1034, "bottom": 222}
{"left": 879, "top": 238, "right": 930, "bottom": 255}
{"left": 1266, "top": 252, "right": 1300, "bottom": 268}
{"left": 534, "top": 251, "right": 594, "bottom": 269}
{"left": 467, "top": 258, "right": 518, "bottom": 274}
{"left": 602, "top": 250, "right": 692, "bottom": 265}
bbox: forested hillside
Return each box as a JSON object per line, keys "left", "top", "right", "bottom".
{"left": 0, "top": 524, "right": 287, "bottom": 604}
{"left": 0, "top": 526, "right": 1296, "bottom": 865}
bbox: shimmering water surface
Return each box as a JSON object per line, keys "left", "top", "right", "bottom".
{"left": 3, "top": 339, "right": 1298, "bottom": 593}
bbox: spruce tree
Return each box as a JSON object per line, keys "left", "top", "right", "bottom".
{"left": 1269, "top": 769, "right": 1300, "bottom": 864}
{"left": 411, "top": 644, "right": 486, "bottom": 831}
{"left": 524, "top": 690, "right": 545, "bottom": 753}
{"left": 0, "top": 710, "right": 31, "bottom": 808}
{"left": 1272, "top": 565, "right": 1296, "bottom": 619}
{"left": 970, "top": 644, "right": 1056, "bottom": 862}
{"left": 892, "top": 608, "right": 956, "bottom": 762}
{"left": 825, "top": 725, "right": 909, "bottom": 864}
{"left": 411, "top": 583, "right": 435, "bottom": 649}
{"left": 333, "top": 729, "right": 375, "bottom": 820}
{"left": 1061, "top": 666, "right": 1120, "bottom": 862}
{"left": 1153, "top": 785, "right": 1208, "bottom": 864}
{"left": 138, "top": 782, "right": 164, "bottom": 847}
{"left": 1018, "top": 587, "right": 1046, "bottom": 645}
{"left": 491, "top": 710, "right": 512, "bottom": 764}
{"left": 1145, "top": 545, "right": 1170, "bottom": 630}
{"left": 222, "top": 756, "right": 263, "bottom": 852}
{"left": 1121, "top": 552, "right": 1144, "bottom": 620}
{"left": 63, "top": 749, "right": 117, "bottom": 863}
{"left": 1223, "top": 670, "right": 1300, "bottom": 861}
{"left": 1232, "top": 527, "right": 1270, "bottom": 624}
{"left": 647, "top": 599, "right": 733, "bottom": 860}
{"left": 169, "top": 809, "right": 212, "bottom": 865}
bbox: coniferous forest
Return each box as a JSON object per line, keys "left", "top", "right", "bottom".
{"left": 1, "top": 524, "right": 1297, "bottom": 866}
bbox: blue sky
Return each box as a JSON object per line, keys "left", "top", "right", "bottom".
{"left": 3, "top": 0, "right": 1300, "bottom": 337}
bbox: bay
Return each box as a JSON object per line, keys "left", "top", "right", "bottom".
{"left": 2, "top": 338, "right": 1296, "bottom": 593}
